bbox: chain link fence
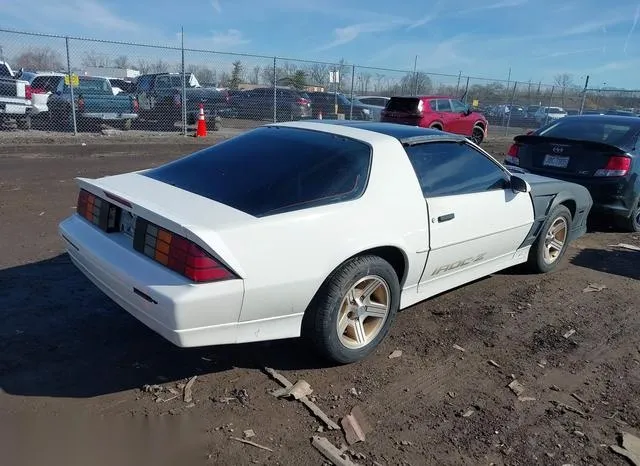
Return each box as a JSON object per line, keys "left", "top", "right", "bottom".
{"left": 1, "top": 27, "right": 639, "bottom": 138}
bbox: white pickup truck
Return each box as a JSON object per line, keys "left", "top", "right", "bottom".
{"left": 0, "top": 61, "right": 33, "bottom": 129}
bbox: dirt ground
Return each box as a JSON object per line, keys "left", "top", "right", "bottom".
{"left": 0, "top": 132, "right": 639, "bottom": 466}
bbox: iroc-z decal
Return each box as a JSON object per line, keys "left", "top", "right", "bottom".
{"left": 431, "top": 253, "right": 486, "bottom": 276}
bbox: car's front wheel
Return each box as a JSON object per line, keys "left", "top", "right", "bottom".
{"left": 526, "top": 204, "right": 572, "bottom": 273}
{"left": 302, "top": 255, "right": 400, "bottom": 364}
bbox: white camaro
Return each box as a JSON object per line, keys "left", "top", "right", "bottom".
{"left": 59, "top": 121, "right": 593, "bottom": 363}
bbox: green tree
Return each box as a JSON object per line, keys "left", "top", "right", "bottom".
{"left": 228, "top": 60, "right": 244, "bottom": 89}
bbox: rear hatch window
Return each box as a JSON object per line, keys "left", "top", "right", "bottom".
{"left": 515, "top": 119, "right": 637, "bottom": 176}
{"left": 143, "top": 126, "right": 372, "bottom": 217}
{"left": 386, "top": 97, "right": 421, "bottom": 113}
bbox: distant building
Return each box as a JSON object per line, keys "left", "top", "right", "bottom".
{"left": 82, "top": 67, "right": 140, "bottom": 79}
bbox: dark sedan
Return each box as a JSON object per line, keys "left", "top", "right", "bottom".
{"left": 504, "top": 115, "right": 640, "bottom": 231}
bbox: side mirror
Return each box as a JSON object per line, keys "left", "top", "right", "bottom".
{"left": 510, "top": 175, "right": 531, "bottom": 193}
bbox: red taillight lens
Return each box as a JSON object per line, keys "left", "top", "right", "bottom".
{"left": 31, "top": 87, "right": 47, "bottom": 94}
{"left": 77, "top": 98, "right": 85, "bottom": 112}
{"left": 76, "top": 189, "right": 119, "bottom": 231}
{"left": 297, "top": 98, "right": 310, "bottom": 105}
{"left": 134, "top": 219, "right": 236, "bottom": 283}
{"left": 133, "top": 98, "right": 139, "bottom": 113}
{"left": 25, "top": 85, "right": 32, "bottom": 100}
{"left": 594, "top": 155, "right": 631, "bottom": 177}
{"left": 505, "top": 144, "right": 520, "bottom": 165}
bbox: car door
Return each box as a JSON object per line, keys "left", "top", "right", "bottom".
{"left": 447, "top": 99, "right": 474, "bottom": 136}
{"left": 404, "top": 141, "right": 534, "bottom": 294}
{"left": 434, "top": 99, "right": 454, "bottom": 130}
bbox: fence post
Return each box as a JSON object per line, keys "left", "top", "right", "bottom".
{"left": 273, "top": 56, "right": 277, "bottom": 123}
{"left": 545, "top": 86, "right": 555, "bottom": 125}
{"left": 505, "top": 81, "right": 518, "bottom": 136}
{"left": 181, "top": 27, "right": 187, "bottom": 136}
{"left": 412, "top": 55, "right": 418, "bottom": 96}
{"left": 579, "top": 75, "right": 589, "bottom": 115}
{"left": 349, "top": 64, "right": 355, "bottom": 120}
{"left": 65, "top": 37, "right": 78, "bottom": 136}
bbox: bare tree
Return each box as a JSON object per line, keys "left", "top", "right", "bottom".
{"left": 249, "top": 65, "right": 261, "bottom": 85}
{"left": 113, "top": 55, "right": 129, "bottom": 68}
{"left": 14, "top": 47, "right": 64, "bottom": 71}
{"left": 306, "top": 63, "right": 330, "bottom": 87}
{"left": 553, "top": 73, "right": 574, "bottom": 88}
{"left": 186, "top": 64, "right": 215, "bottom": 84}
{"left": 148, "top": 59, "right": 170, "bottom": 73}
{"left": 81, "top": 51, "right": 111, "bottom": 68}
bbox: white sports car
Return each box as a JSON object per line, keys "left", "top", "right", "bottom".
{"left": 59, "top": 121, "right": 593, "bottom": 363}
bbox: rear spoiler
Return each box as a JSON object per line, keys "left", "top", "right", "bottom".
{"left": 512, "top": 135, "right": 628, "bottom": 153}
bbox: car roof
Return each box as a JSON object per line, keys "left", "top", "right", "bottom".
{"left": 554, "top": 114, "right": 640, "bottom": 125}
{"left": 272, "top": 120, "right": 467, "bottom": 145}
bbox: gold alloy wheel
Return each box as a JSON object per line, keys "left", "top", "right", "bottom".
{"left": 336, "top": 275, "right": 390, "bottom": 349}
{"left": 543, "top": 216, "right": 568, "bottom": 264}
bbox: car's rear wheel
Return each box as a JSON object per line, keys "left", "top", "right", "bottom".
{"left": 526, "top": 204, "right": 572, "bottom": 273}
{"left": 429, "top": 123, "right": 442, "bottom": 130}
{"left": 302, "top": 255, "right": 400, "bottom": 364}
{"left": 471, "top": 125, "right": 484, "bottom": 144}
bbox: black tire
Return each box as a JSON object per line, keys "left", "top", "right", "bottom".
{"left": 526, "top": 204, "right": 572, "bottom": 273}
{"left": 119, "top": 119, "right": 132, "bottom": 131}
{"left": 471, "top": 125, "right": 484, "bottom": 144}
{"left": 17, "top": 115, "right": 32, "bottom": 130}
{"left": 616, "top": 200, "right": 640, "bottom": 232}
{"left": 302, "top": 255, "right": 400, "bottom": 364}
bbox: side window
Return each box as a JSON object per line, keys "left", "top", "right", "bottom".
{"left": 429, "top": 100, "right": 437, "bottom": 111}
{"left": 450, "top": 100, "right": 467, "bottom": 112}
{"left": 404, "top": 142, "right": 509, "bottom": 197}
{"left": 436, "top": 99, "right": 452, "bottom": 112}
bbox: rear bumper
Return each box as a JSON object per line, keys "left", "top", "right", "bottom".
{"left": 505, "top": 166, "right": 637, "bottom": 218}
{"left": 58, "top": 215, "right": 245, "bottom": 347}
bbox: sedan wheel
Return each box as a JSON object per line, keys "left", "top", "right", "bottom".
{"left": 302, "top": 255, "right": 400, "bottom": 364}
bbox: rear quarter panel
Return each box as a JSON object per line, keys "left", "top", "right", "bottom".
{"left": 215, "top": 125, "right": 430, "bottom": 326}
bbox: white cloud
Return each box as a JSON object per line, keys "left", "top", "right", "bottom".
{"left": 317, "top": 22, "right": 399, "bottom": 50}
{"left": 623, "top": 3, "right": 640, "bottom": 54}
{"left": 531, "top": 47, "right": 605, "bottom": 60}
{"left": 0, "top": 0, "right": 139, "bottom": 32}
{"left": 562, "top": 16, "right": 626, "bottom": 36}
{"left": 461, "top": 0, "right": 528, "bottom": 14}
{"left": 211, "top": 0, "right": 222, "bottom": 13}
{"left": 207, "top": 29, "right": 249, "bottom": 48}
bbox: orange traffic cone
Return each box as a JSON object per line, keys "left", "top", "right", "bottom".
{"left": 195, "top": 104, "right": 207, "bottom": 137}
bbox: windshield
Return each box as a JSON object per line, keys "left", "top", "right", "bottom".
{"left": 538, "top": 119, "right": 637, "bottom": 146}
{"left": 66, "top": 77, "right": 111, "bottom": 93}
{"left": 143, "top": 126, "right": 372, "bottom": 217}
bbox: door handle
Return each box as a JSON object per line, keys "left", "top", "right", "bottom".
{"left": 437, "top": 213, "right": 455, "bottom": 223}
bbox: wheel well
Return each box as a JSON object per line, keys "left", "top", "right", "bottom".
{"left": 474, "top": 122, "right": 485, "bottom": 130}
{"left": 355, "top": 246, "right": 407, "bottom": 286}
{"left": 559, "top": 199, "right": 576, "bottom": 219}
{"left": 429, "top": 122, "right": 443, "bottom": 130}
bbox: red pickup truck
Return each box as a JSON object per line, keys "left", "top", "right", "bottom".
{"left": 381, "top": 95, "right": 488, "bottom": 145}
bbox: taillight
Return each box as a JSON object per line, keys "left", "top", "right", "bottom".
{"left": 133, "top": 219, "right": 236, "bottom": 283}
{"left": 31, "top": 87, "right": 47, "bottom": 94}
{"left": 76, "top": 189, "right": 119, "bottom": 232}
{"left": 594, "top": 155, "right": 631, "bottom": 177}
{"left": 297, "top": 98, "right": 310, "bottom": 105}
{"left": 505, "top": 144, "right": 520, "bottom": 165}
{"left": 173, "top": 93, "right": 181, "bottom": 107}
{"left": 133, "top": 98, "right": 139, "bottom": 113}
{"left": 25, "top": 85, "right": 32, "bottom": 100}
{"left": 77, "top": 97, "right": 85, "bottom": 112}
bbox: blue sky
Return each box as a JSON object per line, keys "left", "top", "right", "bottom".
{"left": 1, "top": 0, "right": 640, "bottom": 88}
